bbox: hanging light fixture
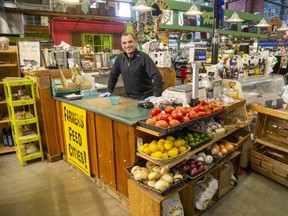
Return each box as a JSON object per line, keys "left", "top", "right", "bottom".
{"left": 56, "top": 0, "right": 83, "bottom": 5}
{"left": 131, "top": 0, "right": 153, "bottom": 12}
{"left": 226, "top": 12, "right": 244, "bottom": 23}
{"left": 184, "top": 4, "right": 203, "bottom": 16}
{"left": 254, "top": 18, "right": 271, "bottom": 27}
{"left": 277, "top": 24, "right": 288, "bottom": 31}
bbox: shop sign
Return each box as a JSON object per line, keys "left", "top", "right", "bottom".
{"left": 200, "top": 9, "right": 213, "bottom": 27}
{"left": 62, "top": 103, "right": 90, "bottom": 177}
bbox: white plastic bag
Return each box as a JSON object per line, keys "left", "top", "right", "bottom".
{"left": 195, "top": 174, "right": 218, "bottom": 210}
{"left": 162, "top": 192, "right": 184, "bottom": 216}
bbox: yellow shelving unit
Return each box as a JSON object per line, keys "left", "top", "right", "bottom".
{"left": 3, "top": 78, "right": 44, "bottom": 166}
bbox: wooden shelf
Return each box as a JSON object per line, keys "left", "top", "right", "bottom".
{"left": 255, "top": 137, "right": 288, "bottom": 153}
{"left": 0, "top": 64, "right": 18, "bottom": 67}
{"left": 0, "top": 116, "right": 10, "bottom": 124}
{"left": 0, "top": 143, "right": 15, "bottom": 154}
{"left": 0, "top": 100, "right": 7, "bottom": 105}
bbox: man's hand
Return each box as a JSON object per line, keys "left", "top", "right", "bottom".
{"left": 144, "top": 96, "right": 156, "bottom": 101}
{"left": 99, "top": 92, "right": 112, "bottom": 97}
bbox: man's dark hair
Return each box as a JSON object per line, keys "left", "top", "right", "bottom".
{"left": 121, "top": 32, "right": 135, "bottom": 41}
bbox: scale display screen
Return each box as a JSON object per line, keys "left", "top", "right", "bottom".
{"left": 194, "top": 49, "right": 207, "bottom": 61}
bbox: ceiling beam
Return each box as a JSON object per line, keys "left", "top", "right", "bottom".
{"left": 5, "top": 7, "right": 133, "bottom": 23}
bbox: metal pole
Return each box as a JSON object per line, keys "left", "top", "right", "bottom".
{"left": 211, "top": 0, "right": 219, "bottom": 65}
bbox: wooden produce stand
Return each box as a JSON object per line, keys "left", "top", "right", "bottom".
{"left": 250, "top": 104, "right": 288, "bottom": 187}
{"left": 129, "top": 100, "right": 249, "bottom": 216}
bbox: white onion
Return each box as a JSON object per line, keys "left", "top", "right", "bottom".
{"left": 155, "top": 179, "right": 170, "bottom": 191}
{"left": 161, "top": 173, "right": 174, "bottom": 184}
{"left": 148, "top": 171, "right": 161, "bottom": 181}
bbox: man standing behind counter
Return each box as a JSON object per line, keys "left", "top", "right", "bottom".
{"left": 99, "top": 32, "right": 163, "bottom": 101}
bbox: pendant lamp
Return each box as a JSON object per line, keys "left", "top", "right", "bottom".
{"left": 131, "top": 0, "right": 153, "bottom": 12}
{"left": 254, "top": 18, "right": 271, "bottom": 27}
{"left": 226, "top": 12, "right": 244, "bottom": 23}
{"left": 56, "top": 0, "right": 83, "bottom": 5}
{"left": 277, "top": 24, "right": 288, "bottom": 31}
{"left": 184, "top": 4, "right": 203, "bottom": 16}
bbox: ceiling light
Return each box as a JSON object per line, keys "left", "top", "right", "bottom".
{"left": 254, "top": 18, "right": 271, "bottom": 27}
{"left": 184, "top": 4, "right": 203, "bottom": 16}
{"left": 277, "top": 24, "right": 288, "bottom": 31}
{"left": 131, "top": 0, "right": 153, "bottom": 12}
{"left": 56, "top": 0, "right": 83, "bottom": 5}
{"left": 226, "top": 12, "right": 244, "bottom": 23}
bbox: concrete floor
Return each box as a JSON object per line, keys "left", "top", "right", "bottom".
{"left": 0, "top": 153, "right": 287, "bottom": 216}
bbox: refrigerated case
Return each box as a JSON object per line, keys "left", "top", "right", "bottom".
{"left": 223, "top": 74, "right": 286, "bottom": 106}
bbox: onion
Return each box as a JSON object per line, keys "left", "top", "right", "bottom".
{"left": 152, "top": 166, "right": 161, "bottom": 173}
{"left": 133, "top": 168, "right": 149, "bottom": 181}
{"left": 197, "top": 152, "right": 206, "bottom": 158}
{"left": 147, "top": 180, "right": 156, "bottom": 188}
{"left": 160, "top": 166, "right": 170, "bottom": 175}
{"left": 211, "top": 147, "right": 219, "bottom": 155}
{"left": 173, "top": 173, "right": 184, "bottom": 182}
{"left": 204, "top": 155, "right": 213, "bottom": 164}
{"left": 161, "top": 173, "right": 174, "bottom": 184}
{"left": 148, "top": 171, "right": 161, "bottom": 181}
{"left": 155, "top": 179, "right": 170, "bottom": 191}
{"left": 145, "top": 161, "right": 155, "bottom": 170}
{"left": 131, "top": 165, "right": 141, "bottom": 175}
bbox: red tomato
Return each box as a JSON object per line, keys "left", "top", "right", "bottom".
{"left": 207, "top": 104, "right": 214, "bottom": 110}
{"left": 213, "top": 105, "right": 223, "bottom": 112}
{"left": 200, "top": 99, "right": 208, "bottom": 106}
{"left": 145, "top": 118, "right": 157, "bottom": 125}
{"left": 198, "top": 106, "right": 206, "bottom": 112}
{"left": 169, "top": 119, "right": 181, "bottom": 127}
{"left": 150, "top": 107, "right": 161, "bottom": 117}
{"left": 171, "top": 110, "right": 183, "bottom": 121}
{"left": 198, "top": 111, "right": 207, "bottom": 117}
{"left": 188, "top": 111, "right": 198, "bottom": 120}
{"left": 181, "top": 107, "right": 190, "bottom": 116}
{"left": 157, "top": 113, "right": 169, "bottom": 122}
{"left": 155, "top": 120, "right": 169, "bottom": 128}
{"left": 175, "top": 106, "right": 183, "bottom": 112}
{"left": 164, "top": 106, "right": 175, "bottom": 115}
{"left": 181, "top": 116, "right": 190, "bottom": 123}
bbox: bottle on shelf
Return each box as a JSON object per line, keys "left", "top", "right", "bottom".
{"left": 7, "top": 127, "right": 14, "bottom": 147}
{"left": 248, "top": 60, "right": 255, "bottom": 76}
{"left": 1, "top": 128, "right": 9, "bottom": 146}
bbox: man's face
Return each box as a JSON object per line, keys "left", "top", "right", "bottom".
{"left": 121, "top": 34, "right": 136, "bottom": 57}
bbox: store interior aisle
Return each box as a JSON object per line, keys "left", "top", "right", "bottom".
{"left": 0, "top": 153, "right": 287, "bottom": 216}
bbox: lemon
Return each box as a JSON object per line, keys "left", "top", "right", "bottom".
{"left": 164, "top": 142, "right": 173, "bottom": 151}
{"left": 172, "top": 147, "right": 179, "bottom": 154}
{"left": 174, "top": 140, "right": 183, "bottom": 148}
{"left": 143, "top": 143, "right": 149, "bottom": 148}
{"left": 150, "top": 140, "right": 158, "bottom": 144}
{"left": 166, "top": 136, "right": 175, "bottom": 142}
{"left": 157, "top": 144, "right": 165, "bottom": 153}
{"left": 168, "top": 149, "right": 178, "bottom": 157}
{"left": 149, "top": 143, "right": 159, "bottom": 153}
{"left": 138, "top": 145, "right": 145, "bottom": 152}
{"left": 162, "top": 152, "right": 169, "bottom": 159}
{"left": 178, "top": 145, "right": 187, "bottom": 154}
{"left": 158, "top": 138, "right": 166, "bottom": 143}
{"left": 153, "top": 151, "right": 163, "bottom": 159}
{"left": 143, "top": 147, "right": 152, "bottom": 155}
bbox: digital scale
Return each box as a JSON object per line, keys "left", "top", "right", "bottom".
{"left": 162, "top": 84, "right": 207, "bottom": 105}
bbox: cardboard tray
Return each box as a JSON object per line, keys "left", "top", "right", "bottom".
{"left": 126, "top": 159, "right": 189, "bottom": 196}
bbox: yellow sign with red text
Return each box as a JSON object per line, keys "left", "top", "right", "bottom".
{"left": 62, "top": 103, "right": 90, "bottom": 177}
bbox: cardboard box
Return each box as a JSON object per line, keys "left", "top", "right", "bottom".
{"left": 218, "top": 162, "right": 234, "bottom": 197}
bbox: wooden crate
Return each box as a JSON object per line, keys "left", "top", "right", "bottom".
{"left": 251, "top": 144, "right": 288, "bottom": 187}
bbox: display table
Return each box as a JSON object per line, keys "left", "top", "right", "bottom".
{"left": 53, "top": 95, "right": 151, "bottom": 206}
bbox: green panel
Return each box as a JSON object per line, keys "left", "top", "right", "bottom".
{"left": 82, "top": 33, "right": 112, "bottom": 53}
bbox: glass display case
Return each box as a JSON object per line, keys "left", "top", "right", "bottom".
{"left": 223, "top": 74, "right": 286, "bottom": 106}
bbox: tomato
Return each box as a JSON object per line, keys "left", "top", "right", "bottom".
{"left": 157, "top": 113, "right": 169, "bottom": 122}
{"left": 188, "top": 111, "right": 198, "bottom": 120}
{"left": 207, "top": 104, "right": 214, "bottom": 110}
{"left": 155, "top": 120, "right": 169, "bottom": 128}
{"left": 181, "top": 116, "right": 190, "bottom": 123}
{"left": 145, "top": 118, "right": 157, "bottom": 125}
{"left": 200, "top": 99, "right": 208, "bottom": 106}
{"left": 181, "top": 107, "right": 190, "bottom": 116}
{"left": 171, "top": 110, "right": 183, "bottom": 121}
{"left": 213, "top": 105, "right": 223, "bottom": 112}
{"left": 198, "top": 111, "right": 207, "bottom": 117}
{"left": 150, "top": 107, "right": 161, "bottom": 117}
{"left": 164, "top": 106, "right": 175, "bottom": 115}
{"left": 198, "top": 105, "right": 206, "bottom": 112}
{"left": 169, "top": 119, "right": 181, "bottom": 127}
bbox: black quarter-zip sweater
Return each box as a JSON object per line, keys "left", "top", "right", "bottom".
{"left": 106, "top": 49, "right": 163, "bottom": 100}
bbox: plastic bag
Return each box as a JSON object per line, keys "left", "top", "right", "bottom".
{"left": 195, "top": 174, "right": 218, "bottom": 210}
{"left": 161, "top": 192, "right": 184, "bottom": 216}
